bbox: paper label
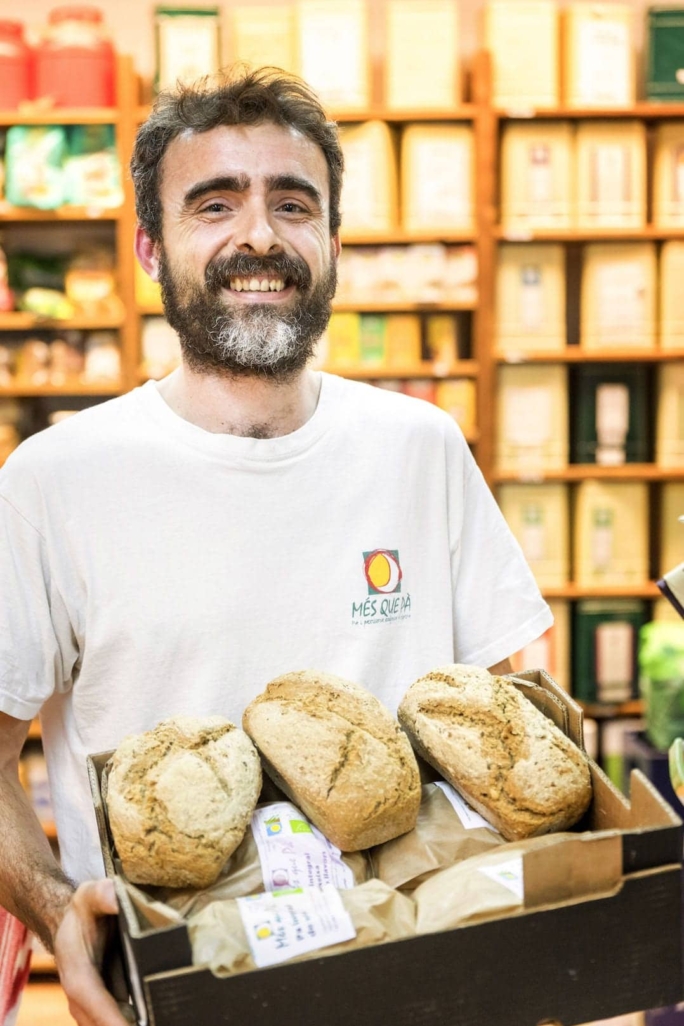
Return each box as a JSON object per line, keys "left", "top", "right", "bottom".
{"left": 519, "top": 265, "right": 544, "bottom": 331}
{"left": 592, "top": 508, "right": 614, "bottom": 570}
{"left": 251, "top": 802, "right": 354, "bottom": 891}
{"left": 597, "top": 263, "right": 645, "bottom": 333}
{"left": 237, "top": 886, "right": 356, "bottom": 969}
{"left": 527, "top": 144, "right": 552, "bottom": 205}
{"left": 578, "top": 21, "right": 630, "bottom": 106}
{"left": 591, "top": 145, "right": 629, "bottom": 206}
{"left": 504, "top": 387, "right": 552, "bottom": 447}
{"left": 477, "top": 856, "right": 524, "bottom": 901}
{"left": 157, "top": 18, "right": 219, "bottom": 90}
{"left": 413, "top": 139, "right": 470, "bottom": 224}
{"left": 434, "top": 781, "right": 500, "bottom": 833}
{"left": 521, "top": 503, "right": 546, "bottom": 562}
{"left": 595, "top": 621, "right": 633, "bottom": 699}
{"left": 595, "top": 383, "right": 629, "bottom": 465}
{"left": 299, "top": 1, "right": 368, "bottom": 107}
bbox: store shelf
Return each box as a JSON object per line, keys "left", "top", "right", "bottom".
{"left": 0, "top": 107, "right": 119, "bottom": 126}
{"left": 136, "top": 104, "right": 478, "bottom": 124}
{"left": 494, "top": 465, "right": 684, "bottom": 483}
{"left": 496, "top": 348, "right": 684, "bottom": 363}
{"left": 0, "top": 312, "right": 125, "bottom": 331}
{"left": 137, "top": 300, "right": 478, "bottom": 316}
{"left": 542, "top": 583, "right": 660, "bottom": 599}
{"left": 341, "top": 230, "right": 475, "bottom": 245}
{"left": 495, "top": 225, "right": 684, "bottom": 242}
{"left": 578, "top": 699, "right": 645, "bottom": 719}
{"left": 498, "top": 103, "right": 684, "bottom": 120}
{"left": 323, "top": 360, "right": 478, "bottom": 379}
{"left": 0, "top": 204, "right": 122, "bottom": 222}
{"left": 0, "top": 382, "right": 122, "bottom": 397}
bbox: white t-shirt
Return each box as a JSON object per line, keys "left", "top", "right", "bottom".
{"left": 0, "top": 373, "right": 551, "bottom": 883}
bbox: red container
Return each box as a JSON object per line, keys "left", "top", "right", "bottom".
{"left": 35, "top": 6, "right": 115, "bottom": 108}
{"left": 0, "top": 21, "right": 32, "bottom": 109}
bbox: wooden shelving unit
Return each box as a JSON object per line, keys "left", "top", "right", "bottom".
{"left": 494, "top": 465, "right": 684, "bottom": 483}
{"left": 496, "top": 348, "right": 684, "bottom": 363}
{"left": 322, "top": 360, "right": 478, "bottom": 379}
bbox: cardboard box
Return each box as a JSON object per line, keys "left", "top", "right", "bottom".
{"left": 88, "top": 669, "right": 683, "bottom": 1026}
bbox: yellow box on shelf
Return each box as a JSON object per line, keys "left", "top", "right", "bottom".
{"left": 510, "top": 599, "right": 571, "bottom": 693}
{"left": 483, "top": 0, "right": 560, "bottom": 109}
{"left": 400, "top": 124, "right": 474, "bottom": 234}
{"left": 575, "top": 120, "right": 646, "bottom": 229}
{"left": 339, "top": 121, "right": 399, "bottom": 235}
{"left": 135, "top": 262, "right": 162, "bottom": 310}
{"left": 434, "top": 379, "right": 476, "bottom": 435}
{"left": 229, "top": 6, "right": 296, "bottom": 73}
{"left": 296, "top": 0, "right": 370, "bottom": 111}
{"left": 325, "top": 311, "right": 361, "bottom": 369}
{"left": 498, "top": 482, "right": 570, "bottom": 587}
{"left": 660, "top": 241, "right": 684, "bottom": 350}
{"left": 359, "top": 315, "right": 387, "bottom": 368}
{"left": 425, "top": 314, "right": 460, "bottom": 367}
{"left": 573, "top": 480, "right": 649, "bottom": 587}
{"left": 500, "top": 121, "right": 574, "bottom": 231}
{"left": 653, "top": 123, "right": 684, "bottom": 229}
{"left": 385, "top": 314, "right": 422, "bottom": 367}
{"left": 656, "top": 364, "right": 684, "bottom": 467}
{"left": 660, "top": 482, "right": 684, "bottom": 575}
{"left": 496, "top": 363, "right": 568, "bottom": 474}
{"left": 385, "top": 0, "right": 460, "bottom": 111}
{"left": 562, "top": 3, "right": 635, "bottom": 108}
{"left": 580, "top": 243, "right": 657, "bottom": 351}
{"left": 495, "top": 244, "right": 566, "bottom": 355}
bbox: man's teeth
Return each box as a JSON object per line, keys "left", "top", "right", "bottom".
{"left": 229, "top": 278, "right": 286, "bottom": 292}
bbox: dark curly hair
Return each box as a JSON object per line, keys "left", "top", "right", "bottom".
{"left": 131, "top": 66, "right": 344, "bottom": 243}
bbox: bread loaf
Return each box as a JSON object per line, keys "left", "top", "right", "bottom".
{"left": 242, "top": 670, "right": 421, "bottom": 850}
{"left": 106, "top": 715, "right": 262, "bottom": 888}
{"left": 397, "top": 664, "right": 592, "bottom": 841}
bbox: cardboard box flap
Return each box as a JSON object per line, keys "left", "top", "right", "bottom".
{"left": 87, "top": 754, "right": 116, "bottom": 878}
{"left": 523, "top": 833, "right": 623, "bottom": 910}
{"left": 507, "top": 668, "right": 584, "bottom": 749}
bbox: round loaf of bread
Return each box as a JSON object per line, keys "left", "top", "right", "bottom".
{"left": 243, "top": 670, "right": 421, "bottom": 851}
{"left": 398, "top": 664, "right": 592, "bottom": 841}
{"left": 106, "top": 716, "right": 262, "bottom": 888}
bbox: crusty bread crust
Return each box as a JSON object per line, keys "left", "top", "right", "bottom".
{"left": 107, "top": 715, "right": 262, "bottom": 888}
{"left": 398, "top": 665, "right": 592, "bottom": 841}
{"left": 243, "top": 671, "right": 421, "bottom": 851}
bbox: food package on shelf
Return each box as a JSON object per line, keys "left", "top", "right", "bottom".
{"left": 659, "top": 241, "right": 684, "bottom": 350}
{"left": 338, "top": 122, "right": 399, "bottom": 235}
{"left": 15, "top": 338, "right": 50, "bottom": 385}
{"left": 403, "top": 379, "right": 436, "bottom": 403}
{"left": 580, "top": 243, "right": 657, "bottom": 351}
{"left": 571, "top": 363, "right": 650, "bottom": 466}
{"left": 65, "top": 248, "right": 121, "bottom": 318}
{"left": 573, "top": 481, "right": 649, "bottom": 588}
{"left": 229, "top": 5, "right": 296, "bottom": 73}
{"left": 63, "top": 125, "right": 123, "bottom": 209}
{"left": 141, "top": 317, "right": 181, "bottom": 380}
{"left": 83, "top": 331, "right": 120, "bottom": 384}
{"left": 359, "top": 315, "right": 387, "bottom": 368}
{"left": 0, "top": 399, "right": 21, "bottom": 465}
{"left": 500, "top": 122, "right": 574, "bottom": 231}
{"left": 510, "top": 600, "right": 571, "bottom": 693}
{"left": 434, "top": 379, "right": 476, "bottom": 436}
{"left": 49, "top": 333, "right": 85, "bottom": 387}
{"left": 657, "top": 367, "right": 684, "bottom": 468}
{"left": 575, "top": 121, "right": 646, "bottom": 228}
{"left": 19, "top": 287, "right": 75, "bottom": 320}
{"left": 324, "top": 312, "right": 361, "bottom": 369}
{"left": 562, "top": 3, "right": 635, "bottom": 108}
{"left": 444, "top": 246, "right": 478, "bottom": 304}
{"left": 401, "top": 124, "right": 474, "bottom": 234}
{"left": 385, "top": 0, "right": 460, "bottom": 110}
{"left": 496, "top": 364, "right": 568, "bottom": 474}
{"left": 154, "top": 6, "right": 221, "bottom": 93}
{"left": 572, "top": 598, "right": 649, "bottom": 703}
{"left": 425, "top": 315, "right": 459, "bottom": 367}
{"left": 385, "top": 314, "right": 422, "bottom": 368}
{"left": 4, "top": 126, "right": 67, "bottom": 209}
{"left": 483, "top": 0, "right": 560, "bottom": 109}
{"left": 296, "top": 0, "right": 370, "bottom": 111}
{"left": 495, "top": 244, "right": 566, "bottom": 355}
{"left": 497, "top": 483, "right": 570, "bottom": 587}
{"left": 660, "top": 483, "right": 684, "bottom": 574}
{"left": 653, "top": 123, "right": 684, "bottom": 229}
{"left": 135, "top": 261, "right": 163, "bottom": 311}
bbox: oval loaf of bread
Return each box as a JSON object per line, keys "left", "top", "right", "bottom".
{"left": 242, "top": 670, "right": 421, "bottom": 851}
{"left": 397, "top": 664, "right": 592, "bottom": 841}
{"left": 106, "top": 715, "right": 262, "bottom": 888}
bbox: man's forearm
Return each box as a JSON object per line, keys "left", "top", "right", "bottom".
{"left": 0, "top": 769, "right": 75, "bottom": 951}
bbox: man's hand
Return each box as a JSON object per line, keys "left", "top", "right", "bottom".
{"left": 54, "top": 879, "right": 129, "bottom": 1026}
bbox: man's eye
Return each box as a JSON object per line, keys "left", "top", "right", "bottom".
{"left": 279, "top": 202, "right": 306, "bottom": 214}
{"left": 201, "top": 202, "right": 230, "bottom": 214}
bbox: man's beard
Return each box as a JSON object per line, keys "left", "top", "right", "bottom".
{"left": 158, "top": 247, "right": 337, "bottom": 380}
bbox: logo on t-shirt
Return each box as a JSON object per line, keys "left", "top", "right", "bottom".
{"left": 352, "top": 549, "right": 411, "bottom": 626}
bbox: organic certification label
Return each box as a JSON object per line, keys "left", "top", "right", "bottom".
{"left": 434, "top": 781, "right": 500, "bottom": 833}
{"left": 478, "top": 856, "right": 524, "bottom": 901}
{"left": 237, "top": 886, "right": 356, "bottom": 969}
{"left": 251, "top": 802, "right": 354, "bottom": 891}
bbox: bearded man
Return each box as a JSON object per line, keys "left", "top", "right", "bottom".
{"left": 0, "top": 68, "right": 551, "bottom": 1025}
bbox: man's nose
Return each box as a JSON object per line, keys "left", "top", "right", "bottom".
{"left": 234, "top": 199, "right": 282, "bottom": 255}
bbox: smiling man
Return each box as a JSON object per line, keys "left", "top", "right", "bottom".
{"left": 0, "top": 69, "right": 552, "bottom": 1025}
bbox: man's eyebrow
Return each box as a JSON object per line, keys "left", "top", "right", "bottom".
{"left": 182, "top": 174, "right": 251, "bottom": 208}
{"left": 265, "top": 174, "right": 323, "bottom": 207}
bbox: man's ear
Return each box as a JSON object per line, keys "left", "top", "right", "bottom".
{"left": 331, "top": 233, "right": 341, "bottom": 262}
{"left": 135, "top": 226, "right": 161, "bottom": 282}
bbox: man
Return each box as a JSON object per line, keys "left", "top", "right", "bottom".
{"left": 0, "top": 68, "right": 552, "bottom": 1025}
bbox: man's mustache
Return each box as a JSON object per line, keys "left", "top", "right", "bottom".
{"left": 205, "top": 253, "right": 312, "bottom": 292}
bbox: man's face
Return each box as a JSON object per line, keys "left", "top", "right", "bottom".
{"left": 152, "top": 121, "right": 340, "bottom": 378}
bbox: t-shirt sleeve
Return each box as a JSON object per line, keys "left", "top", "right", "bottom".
{"left": 0, "top": 494, "right": 76, "bottom": 720}
{"left": 449, "top": 435, "right": 553, "bottom": 669}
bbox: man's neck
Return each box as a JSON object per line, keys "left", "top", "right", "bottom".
{"left": 155, "top": 362, "right": 322, "bottom": 438}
